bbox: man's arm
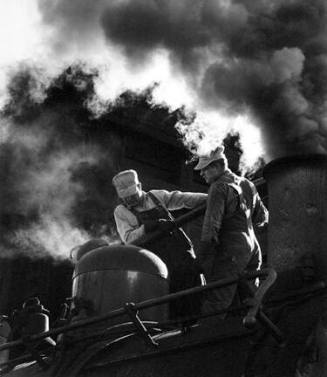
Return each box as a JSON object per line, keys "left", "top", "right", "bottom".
{"left": 114, "top": 205, "right": 145, "bottom": 244}
{"left": 197, "top": 184, "right": 226, "bottom": 276}
{"left": 252, "top": 190, "right": 269, "bottom": 227}
{"left": 151, "top": 189, "right": 207, "bottom": 212}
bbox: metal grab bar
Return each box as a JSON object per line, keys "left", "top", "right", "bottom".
{"left": 0, "top": 269, "right": 274, "bottom": 353}
{"left": 243, "top": 268, "right": 277, "bottom": 327}
{"left": 241, "top": 269, "right": 285, "bottom": 343}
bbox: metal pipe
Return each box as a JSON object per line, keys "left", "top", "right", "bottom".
{"left": 133, "top": 203, "right": 207, "bottom": 247}
{"left": 243, "top": 268, "right": 278, "bottom": 327}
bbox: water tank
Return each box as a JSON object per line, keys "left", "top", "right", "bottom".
{"left": 72, "top": 244, "right": 169, "bottom": 324}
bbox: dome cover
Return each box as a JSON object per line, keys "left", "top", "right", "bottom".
{"left": 73, "top": 244, "right": 168, "bottom": 279}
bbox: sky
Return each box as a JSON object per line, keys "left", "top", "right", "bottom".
{"left": 0, "top": 0, "right": 326, "bottom": 259}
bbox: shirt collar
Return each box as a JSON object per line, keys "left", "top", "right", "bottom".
{"left": 213, "top": 168, "right": 235, "bottom": 184}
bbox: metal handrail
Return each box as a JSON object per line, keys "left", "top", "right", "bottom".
{"left": 0, "top": 268, "right": 275, "bottom": 353}
{"left": 243, "top": 269, "right": 277, "bottom": 327}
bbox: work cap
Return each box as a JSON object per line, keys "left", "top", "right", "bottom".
{"left": 194, "top": 146, "right": 226, "bottom": 170}
{"left": 112, "top": 170, "right": 140, "bottom": 198}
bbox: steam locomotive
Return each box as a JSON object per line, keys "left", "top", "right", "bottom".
{"left": 0, "top": 155, "right": 326, "bottom": 377}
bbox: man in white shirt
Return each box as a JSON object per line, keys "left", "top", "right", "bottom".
{"left": 112, "top": 169, "right": 207, "bottom": 321}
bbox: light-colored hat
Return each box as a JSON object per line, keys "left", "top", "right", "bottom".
{"left": 112, "top": 170, "right": 140, "bottom": 198}
{"left": 194, "top": 146, "right": 226, "bottom": 170}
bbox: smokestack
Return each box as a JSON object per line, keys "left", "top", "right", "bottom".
{"left": 263, "top": 154, "right": 327, "bottom": 279}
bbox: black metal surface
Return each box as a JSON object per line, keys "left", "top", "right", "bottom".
{"left": 124, "top": 303, "right": 158, "bottom": 347}
{"left": 263, "top": 154, "right": 327, "bottom": 276}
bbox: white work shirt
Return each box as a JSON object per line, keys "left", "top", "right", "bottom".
{"left": 114, "top": 189, "right": 207, "bottom": 244}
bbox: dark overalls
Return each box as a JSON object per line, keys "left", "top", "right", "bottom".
{"left": 203, "top": 177, "right": 261, "bottom": 316}
{"left": 130, "top": 192, "right": 203, "bottom": 320}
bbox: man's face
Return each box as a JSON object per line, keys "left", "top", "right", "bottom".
{"left": 200, "top": 163, "right": 223, "bottom": 184}
{"left": 121, "top": 184, "right": 143, "bottom": 207}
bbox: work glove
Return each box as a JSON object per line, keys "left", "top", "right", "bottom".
{"left": 157, "top": 218, "right": 176, "bottom": 233}
{"left": 143, "top": 220, "right": 159, "bottom": 233}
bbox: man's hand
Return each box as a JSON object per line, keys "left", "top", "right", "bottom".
{"left": 143, "top": 219, "right": 175, "bottom": 233}
{"left": 255, "top": 222, "right": 268, "bottom": 234}
{"left": 157, "top": 218, "right": 175, "bottom": 232}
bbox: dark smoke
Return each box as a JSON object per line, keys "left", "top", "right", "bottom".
{"left": 101, "top": 0, "right": 210, "bottom": 72}
{"left": 98, "top": 0, "right": 326, "bottom": 158}
{"left": 35, "top": 0, "right": 327, "bottom": 158}
{"left": 36, "top": 0, "right": 109, "bottom": 55}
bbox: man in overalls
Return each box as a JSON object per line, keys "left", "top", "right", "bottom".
{"left": 112, "top": 169, "right": 207, "bottom": 320}
{"left": 194, "top": 146, "right": 268, "bottom": 316}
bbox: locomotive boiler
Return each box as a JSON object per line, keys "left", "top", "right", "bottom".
{"left": 1, "top": 155, "right": 327, "bottom": 377}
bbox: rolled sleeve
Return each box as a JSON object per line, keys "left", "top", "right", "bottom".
{"left": 114, "top": 205, "right": 145, "bottom": 244}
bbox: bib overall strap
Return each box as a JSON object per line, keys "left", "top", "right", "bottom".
{"left": 147, "top": 192, "right": 175, "bottom": 221}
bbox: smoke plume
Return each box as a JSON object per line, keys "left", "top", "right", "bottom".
{"left": 19, "top": 0, "right": 325, "bottom": 159}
